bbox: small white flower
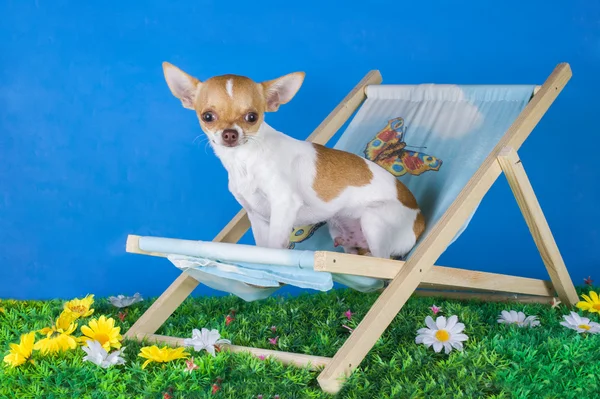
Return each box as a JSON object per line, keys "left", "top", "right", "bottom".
{"left": 551, "top": 297, "right": 562, "bottom": 309}
{"left": 415, "top": 315, "right": 468, "bottom": 354}
{"left": 497, "top": 310, "right": 540, "bottom": 328}
{"left": 81, "top": 340, "right": 126, "bottom": 368}
{"left": 183, "top": 328, "right": 231, "bottom": 356}
{"left": 108, "top": 293, "right": 144, "bottom": 308}
{"left": 560, "top": 311, "right": 600, "bottom": 334}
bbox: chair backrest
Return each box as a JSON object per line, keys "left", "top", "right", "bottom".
{"left": 289, "top": 84, "right": 536, "bottom": 289}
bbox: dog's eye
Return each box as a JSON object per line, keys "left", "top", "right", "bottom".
{"left": 202, "top": 112, "right": 215, "bottom": 123}
{"left": 244, "top": 112, "right": 258, "bottom": 123}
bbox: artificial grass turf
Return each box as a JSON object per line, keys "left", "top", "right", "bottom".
{"left": 1, "top": 286, "right": 599, "bottom": 399}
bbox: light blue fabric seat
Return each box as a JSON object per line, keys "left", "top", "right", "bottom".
{"left": 137, "top": 83, "right": 536, "bottom": 302}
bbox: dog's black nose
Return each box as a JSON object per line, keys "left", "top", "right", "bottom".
{"left": 222, "top": 129, "right": 239, "bottom": 146}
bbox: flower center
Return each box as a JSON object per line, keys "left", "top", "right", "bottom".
{"left": 94, "top": 333, "right": 110, "bottom": 345}
{"left": 593, "top": 304, "right": 600, "bottom": 310}
{"left": 435, "top": 329, "right": 450, "bottom": 342}
{"left": 578, "top": 324, "right": 591, "bottom": 331}
{"left": 70, "top": 305, "right": 86, "bottom": 314}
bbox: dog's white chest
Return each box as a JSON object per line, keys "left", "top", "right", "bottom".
{"left": 226, "top": 160, "right": 272, "bottom": 218}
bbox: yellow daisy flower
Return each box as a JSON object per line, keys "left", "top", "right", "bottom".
{"left": 80, "top": 315, "right": 122, "bottom": 351}
{"left": 576, "top": 290, "right": 600, "bottom": 314}
{"left": 3, "top": 331, "right": 36, "bottom": 367}
{"left": 34, "top": 312, "right": 78, "bottom": 354}
{"left": 63, "top": 294, "right": 95, "bottom": 319}
{"left": 138, "top": 345, "right": 188, "bottom": 369}
{"left": 55, "top": 310, "right": 79, "bottom": 330}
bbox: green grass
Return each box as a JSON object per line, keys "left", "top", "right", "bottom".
{"left": 1, "top": 286, "right": 599, "bottom": 399}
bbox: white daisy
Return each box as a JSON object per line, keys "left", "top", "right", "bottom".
{"left": 497, "top": 310, "right": 540, "bottom": 328}
{"left": 108, "top": 293, "right": 144, "bottom": 308}
{"left": 81, "top": 340, "right": 126, "bottom": 368}
{"left": 415, "top": 315, "right": 468, "bottom": 354}
{"left": 560, "top": 311, "right": 600, "bottom": 334}
{"left": 183, "top": 328, "right": 231, "bottom": 356}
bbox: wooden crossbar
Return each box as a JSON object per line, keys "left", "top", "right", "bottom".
{"left": 134, "top": 333, "right": 331, "bottom": 370}
{"left": 314, "top": 251, "right": 554, "bottom": 297}
{"left": 126, "top": 235, "right": 554, "bottom": 298}
{"left": 413, "top": 289, "right": 553, "bottom": 304}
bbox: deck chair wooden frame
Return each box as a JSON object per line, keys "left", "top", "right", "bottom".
{"left": 124, "top": 63, "right": 578, "bottom": 394}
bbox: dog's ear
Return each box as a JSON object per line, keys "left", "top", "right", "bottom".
{"left": 162, "top": 62, "right": 201, "bottom": 110}
{"left": 261, "top": 72, "right": 305, "bottom": 112}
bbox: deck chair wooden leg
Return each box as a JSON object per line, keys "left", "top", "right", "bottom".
{"left": 124, "top": 273, "right": 200, "bottom": 339}
{"left": 497, "top": 147, "right": 579, "bottom": 305}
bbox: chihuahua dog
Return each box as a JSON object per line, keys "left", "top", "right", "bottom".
{"left": 162, "top": 62, "right": 425, "bottom": 259}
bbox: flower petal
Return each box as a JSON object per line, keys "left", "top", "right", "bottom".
{"left": 207, "top": 330, "right": 221, "bottom": 345}
{"left": 432, "top": 341, "right": 443, "bottom": 353}
{"left": 525, "top": 317, "right": 540, "bottom": 327}
{"left": 559, "top": 321, "right": 574, "bottom": 329}
{"left": 435, "top": 316, "right": 447, "bottom": 330}
{"left": 563, "top": 313, "right": 576, "bottom": 326}
{"left": 450, "top": 341, "right": 464, "bottom": 351}
{"left": 581, "top": 294, "right": 592, "bottom": 303}
{"left": 578, "top": 314, "right": 591, "bottom": 325}
{"left": 416, "top": 333, "right": 435, "bottom": 345}
{"left": 569, "top": 312, "right": 582, "bottom": 324}
{"left": 81, "top": 323, "right": 94, "bottom": 338}
{"left": 421, "top": 336, "right": 436, "bottom": 345}
{"left": 205, "top": 345, "right": 216, "bottom": 357}
{"left": 589, "top": 322, "right": 600, "bottom": 333}
{"left": 576, "top": 302, "right": 591, "bottom": 310}
{"left": 88, "top": 319, "right": 99, "bottom": 332}
{"left": 445, "top": 315, "right": 458, "bottom": 331}
{"left": 452, "top": 333, "right": 469, "bottom": 342}
{"left": 451, "top": 322, "right": 465, "bottom": 334}
{"left": 443, "top": 342, "right": 452, "bottom": 354}
{"left": 425, "top": 316, "right": 437, "bottom": 330}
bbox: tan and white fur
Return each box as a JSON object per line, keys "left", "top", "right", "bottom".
{"left": 162, "top": 62, "right": 425, "bottom": 259}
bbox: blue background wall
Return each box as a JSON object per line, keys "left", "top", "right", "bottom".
{"left": 1, "top": 0, "right": 598, "bottom": 300}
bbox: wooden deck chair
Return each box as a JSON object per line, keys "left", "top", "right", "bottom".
{"left": 124, "top": 63, "right": 578, "bottom": 394}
